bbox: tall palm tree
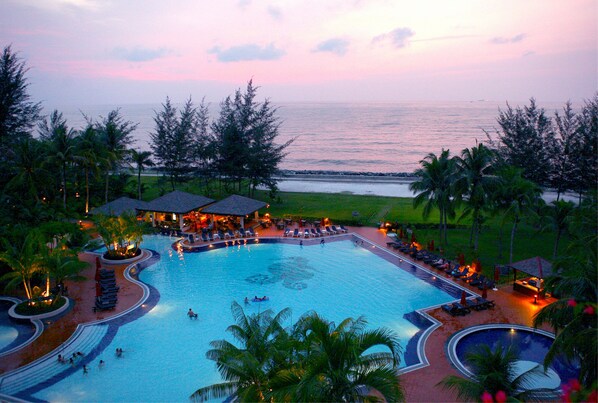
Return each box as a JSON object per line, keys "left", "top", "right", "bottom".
{"left": 454, "top": 143, "right": 496, "bottom": 251}
{"left": 190, "top": 301, "right": 292, "bottom": 402}
{"left": 409, "top": 149, "right": 456, "bottom": 245}
{"left": 542, "top": 200, "right": 575, "bottom": 260}
{"left": 39, "top": 110, "right": 77, "bottom": 211}
{"left": 534, "top": 197, "right": 597, "bottom": 387}
{"left": 41, "top": 246, "right": 88, "bottom": 297}
{"left": 129, "top": 149, "right": 154, "bottom": 200}
{"left": 494, "top": 167, "right": 542, "bottom": 264}
{"left": 75, "top": 123, "right": 105, "bottom": 214}
{"left": 439, "top": 343, "right": 556, "bottom": 401}
{"left": 284, "top": 313, "right": 404, "bottom": 402}
{"left": 0, "top": 229, "right": 44, "bottom": 300}
{"left": 96, "top": 109, "right": 137, "bottom": 203}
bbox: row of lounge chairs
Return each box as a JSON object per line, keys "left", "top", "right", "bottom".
{"left": 187, "top": 228, "right": 259, "bottom": 243}
{"left": 283, "top": 225, "right": 348, "bottom": 238}
{"left": 93, "top": 269, "right": 119, "bottom": 312}
{"left": 441, "top": 297, "right": 495, "bottom": 316}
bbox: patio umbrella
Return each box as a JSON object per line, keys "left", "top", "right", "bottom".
{"left": 482, "top": 286, "right": 488, "bottom": 299}
{"left": 460, "top": 290, "right": 467, "bottom": 305}
{"left": 430, "top": 239, "right": 435, "bottom": 251}
{"left": 411, "top": 232, "right": 416, "bottom": 243}
{"left": 475, "top": 259, "right": 482, "bottom": 273}
{"left": 398, "top": 228, "right": 404, "bottom": 239}
{"left": 96, "top": 256, "right": 101, "bottom": 269}
{"left": 95, "top": 281, "right": 102, "bottom": 297}
{"left": 458, "top": 253, "right": 465, "bottom": 266}
{"left": 95, "top": 266, "right": 100, "bottom": 282}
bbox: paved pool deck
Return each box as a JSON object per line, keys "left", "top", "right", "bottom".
{"left": 0, "top": 226, "right": 556, "bottom": 402}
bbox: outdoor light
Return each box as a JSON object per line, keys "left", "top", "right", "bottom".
{"left": 533, "top": 294, "right": 538, "bottom": 304}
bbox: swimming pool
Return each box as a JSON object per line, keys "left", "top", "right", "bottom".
{"left": 447, "top": 324, "right": 579, "bottom": 392}
{"left": 0, "top": 298, "right": 41, "bottom": 358}
{"left": 28, "top": 235, "right": 460, "bottom": 402}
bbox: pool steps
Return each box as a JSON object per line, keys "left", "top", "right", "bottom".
{"left": 0, "top": 324, "right": 109, "bottom": 397}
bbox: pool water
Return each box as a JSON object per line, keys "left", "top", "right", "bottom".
{"left": 34, "top": 236, "right": 455, "bottom": 402}
{"left": 0, "top": 300, "right": 37, "bottom": 355}
{"left": 454, "top": 327, "right": 579, "bottom": 387}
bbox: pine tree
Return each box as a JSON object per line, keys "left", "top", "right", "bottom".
{"left": 0, "top": 45, "right": 42, "bottom": 184}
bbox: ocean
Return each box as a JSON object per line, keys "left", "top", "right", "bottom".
{"left": 47, "top": 101, "right": 564, "bottom": 174}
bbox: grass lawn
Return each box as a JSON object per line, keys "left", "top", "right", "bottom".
{"left": 133, "top": 175, "right": 568, "bottom": 280}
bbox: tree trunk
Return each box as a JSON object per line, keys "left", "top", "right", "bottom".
{"left": 438, "top": 207, "right": 443, "bottom": 245}
{"left": 105, "top": 173, "right": 109, "bottom": 203}
{"left": 553, "top": 229, "right": 562, "bottom": 260}
{"left": 509, "top": 216, "right": 518, "bottom": 265}
{"left": 497, "top": 225, "right": 503, "bottom": 259}
{"left": 137, "top": 168, "right": 142, "bottom": 200}
{"left": 85, "top": 167, "right": 90, "bottom": 214}
{"left": 62, "top": 164, "right": 67, "bottom": 210}
{"left": 444, "top": 209, "right": 449, "bottom": 245}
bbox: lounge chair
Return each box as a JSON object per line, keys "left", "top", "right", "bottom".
{"left": 248, "top": 228, "right": 257, "bottom": 237}
{"left": 304, "top": 229, "right": 310, "bottom": 238}
{"left": 470, "top": 274, "right": 485, "bottom": 287}
{"left": 213, "top": 231, "right": 220, "bottom": 240}
{"left": 474, "top": 297, "right": 495, "bottom": 309}
{"left": 316, "top": 228, "right": 324, "bottom": 236}
{"left": 441, "top": 303, "right": 468, "bottom": 316}
{"left": 452, "top": 267, "right": 470, "bottom": 278}
{"left": 339, "top": 225, "right": 349, "bottom": 233}
{"left": 293, "top": 228, "right": 299, "bottom": 237}
{"left": 218, "top": 230, "right": 226, "bottom": 240}
{"left": 310, "top": 228, "right": 319, "bottom": 237}
{"left": 454, "top": 302, "right": 471, "bottom": 315}
{"left": 208, "top": 232, "right": 214, "bottom": 241}
{"left": 283, "top": 228, "right": 291, "bottom": 237}
{"left": 326, "top": 226, "right": 336, "bottom": 234}
{"left": 239, "top": 228, "right": 247, "bottom": 237}
{"left": 479, "top": 279, "right": 495, "bottom": 290}
{"left": 201, "top": 233, "right": 209, "bottom": 242}
{"left": 464, "top": 272, "right": 479, "bottom": 283}
{"left": 331, "top": 225, "right": 343, "bottom": 234}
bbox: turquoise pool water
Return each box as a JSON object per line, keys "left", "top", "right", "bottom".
{"left": 33, "top": 236, "right": 455, "bottom": 402}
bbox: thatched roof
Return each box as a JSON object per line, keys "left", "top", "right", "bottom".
{"left": 201, "top": 194, "right": 267, "bottom": 216}
{"left": 89, "top": 197, "right": 150, "bottom": 216}
{"left": 139, "top": 190, "right": 214, "bottom": 214}
{"left": 511, "top": 257, "right": 553, "bottom": 279}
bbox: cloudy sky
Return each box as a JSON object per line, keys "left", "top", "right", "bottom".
{"left": 1, "top": 0, "right": 596, "bottom": 106}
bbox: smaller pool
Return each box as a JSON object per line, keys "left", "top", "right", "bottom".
{"left": 448, "top": 324, "right": 579, "bottom": 391}
{"left": 0, "top": 299, "right": 40, "bottom": 356}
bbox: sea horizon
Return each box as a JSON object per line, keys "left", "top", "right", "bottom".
{"left": 44, "top": 100, "right": 568, "bottom": 174}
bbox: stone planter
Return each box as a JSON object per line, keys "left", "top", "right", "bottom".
{"left": 8, "top": 296, "right": 70, "bottom": 321}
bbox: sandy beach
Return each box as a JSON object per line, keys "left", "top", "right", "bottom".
{"left": 265, "top": 174, "right": 578, "bottom": 203}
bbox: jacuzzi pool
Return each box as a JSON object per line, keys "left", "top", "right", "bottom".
{"left": 447, "top": 324, "right": 579, "bottom": 391}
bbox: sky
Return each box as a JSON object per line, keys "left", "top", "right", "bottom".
{"left": 1, "top": 0, "right": 596, "bottom": 106}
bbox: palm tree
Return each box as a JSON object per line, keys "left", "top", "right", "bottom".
{"left": 41, "top": 246, "right": 88, "bottom": 297}
{"left": 454, "top": 143, "right": 496, "bottom": 251}
{"left": 95, "top": 109, "right": 137, "bottom": 203}
{"left": 0, "top": 229, "right": 44, "bottom": 300}
{"left": 285, "top": 313, "right": 404, "bottom": 402}
{"left": 494, "top": 167, "right": 542, "bottom": 264}
{"left": 534, "top": 198, "right": 597, "bottom": 387}
{"left": 439, "top": 343, "right": 556, "bottom": 401}
{"left": 75, "top": 123, "right": 105, "bottom": 213}
{"left": 190, "top": 301, "right": 292, "bottom": 402}
{"left": 129, "top": 149, "right": 154, "bottom": 200}
{"left": 39, "top": 110, "right": 78, "bottom": 211}
{"left": 5, "top": 138, "right": 50, "bottom": 203}
{"left": 409, "top": 149, "right": 456, "bottom": 245}
{"left": 542, "top": 200, "right": 575, "bottom": 260}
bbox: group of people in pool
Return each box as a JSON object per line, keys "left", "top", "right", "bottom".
{"left": 57, "top": 349, "right": 122, "bottom": 375}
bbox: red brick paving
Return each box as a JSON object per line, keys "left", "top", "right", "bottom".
{"left": 1, "top": 226, "right": 557, "bottom": 403}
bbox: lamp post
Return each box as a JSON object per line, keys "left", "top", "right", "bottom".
{"left": 533, "top": 294, "right": 538, "bottom": 304}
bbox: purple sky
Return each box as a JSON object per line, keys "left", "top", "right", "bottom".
{"left": 1, "top": 0, "right": 596, "bottom": 106}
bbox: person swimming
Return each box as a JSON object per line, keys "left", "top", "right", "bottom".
{"left": 188, "top": 308, "right": 198, "bottom": 319}
{"left": 244, "top": 297, "right": 249, "bottom": 304}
